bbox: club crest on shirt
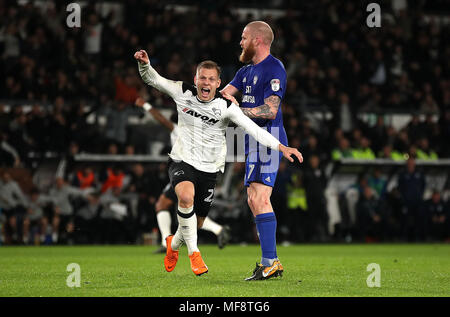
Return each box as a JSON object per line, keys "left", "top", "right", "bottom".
{"left": 253, "top": 76, "right": 258, "bottom": 85}
{"left": 212, "top": 107, "right": 221, "bottom": 116}
{"left": 270, "top": 79, "right": 280, "bottom": 91}
{"left": 243, "top": 77, "right": 246, "bottom": 83}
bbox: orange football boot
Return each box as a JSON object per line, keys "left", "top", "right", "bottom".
{"left": 189, "top": 251, "right": 208, "bottom": 276}
{"left": 164, "top": 235, "right": 179, "bottom": 272}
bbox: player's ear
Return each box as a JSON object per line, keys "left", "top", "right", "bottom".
{"left": 216, "top": 78, "right": 221, "bottom": 88}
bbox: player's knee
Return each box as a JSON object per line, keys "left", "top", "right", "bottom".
{"left": 248, "top": 192, "right": 271, "bottom": 210}
{"left": 177, "top": 193, "right": 194, "bottom": 208}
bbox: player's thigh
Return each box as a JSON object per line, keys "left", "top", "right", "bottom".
{"left": 168, "top": 159, "right": 196, "bottom": 206}
{"left": 193, "top": 171, "right": 218, "bottom": 218}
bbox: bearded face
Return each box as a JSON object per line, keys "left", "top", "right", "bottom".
{"left": 239, "top": 40, "right": 256, "bottom": 64}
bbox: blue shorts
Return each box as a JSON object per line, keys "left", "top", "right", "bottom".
{"left": 244, "top": 151, "right": 282, "bottom": 187}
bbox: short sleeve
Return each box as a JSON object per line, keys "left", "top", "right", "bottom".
{"left": 228, "top": 66, "right": 245, "bottom": 92}
{"left": 263, "top": 64, "right": 286, "bottom": 100}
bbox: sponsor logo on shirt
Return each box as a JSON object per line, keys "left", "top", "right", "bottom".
{"left": 242, "top": 95, "right": 255, "bottom": 103}
{"left": 182, "top": 107, "right": 219, "bottom": 125}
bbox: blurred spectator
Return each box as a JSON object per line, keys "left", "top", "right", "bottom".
{"left": 330, "top": 93, "right": 357, "bottom": 134}
{"left": 22, "top": 188, "right": 48, "bottom": 245}
{"left": 379, "top": 144, "right": 406, "bottom": 161}
{"left": 101, "top": 102, "right": 136, "bottom": 151}
{"left": 99, "top": 164, "right": 126, "bottom": 193}
{"left": 0, "top": 171, "right": 28, "bottom": 244}
{"left": 47, "top": 97, "right": 70, "bottom": 152}
{"left": 84, "top": 13, "right": 103, "bottom": 57}
{"left": 98, "top": 186, "right": 130, "bottom": 244}
{"left": 8, "top": 110, "right": 32, "bottom": 164}
{"left": 356, "top": 186, "right": 384, "bottom": 242}
{"left": 302, "top": 134, "right": 328, "bottom": 165}
{"left": 48, "top": 177, "right": 89, "bottom": 244}
{"left": 352, "top": 137, "right": 376, "bottom": 160}
{"left": 74, "top": 193, "right": 100, "bottom": 244}
{"left": 286, "top": 171, "right": 308, "bottom": 242}
{"left": 424, "top": 191, "right": 449, "bottom": 241}
{"left": 26, "top": 104, "right": 49, "bottom": 155}
{"left": 126, "top": 163, "right": 158, "bottom": 238}
{"left": 369, "top": 116, "right": 388, "bottom": 154}
{"left": 331, "top": 137, "right": 353, "bottom": 160}
{"left": 67, "top": 101, "right": 102, "bottom": 153}
{"left": 416, "top": 137, "right": 438, "bottom": 160}
{"left": 397, "top": 158, "right": 426, "bottom": 241}
{"left": 303, "top": 155, "right": 329, "bottom": 242}
{"left": 0, "top": 133, "right": 21, "bottom": 167}
{"left": 72, "top": 165, "right": 97, "bottom": 190}
{"left": 368, "top": 168, "right": 388, "bottom": 199}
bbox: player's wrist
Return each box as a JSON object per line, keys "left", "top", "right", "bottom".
{"left": 143, "top": 102, "right": 152, "bottom": 111}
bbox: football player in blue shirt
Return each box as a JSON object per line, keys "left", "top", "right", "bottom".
{"left": 221, "top": 21, "right": 303, "bottom": 280}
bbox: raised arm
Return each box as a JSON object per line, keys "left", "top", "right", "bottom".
{"left": 135, "top": 97, "right": 174, "bottom": 132}
{"left": 225, "top": 103, "right": 303, "bottom": 163}
{"left": 134, "top": 50, "right": 182, "bottom": 99}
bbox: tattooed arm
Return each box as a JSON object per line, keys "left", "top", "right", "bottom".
{"left": 240, "top": 95, "right": 281, "bottom": 120}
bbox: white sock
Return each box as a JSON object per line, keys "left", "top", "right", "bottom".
{"left": 171, "top": 225, "right": 184, "bottom": 250}
{"left": 201, "top": 217, "right": 223, "bottom": 236}
{"left": 156, "top": 210, "right": 172, "bottom": 247}
{"left": 177, "top": 205, "right": 199, "bottom": 255}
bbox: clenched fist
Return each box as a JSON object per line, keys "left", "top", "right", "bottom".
{"left": 134, "top": 50, "right": 149, "bottom": 64}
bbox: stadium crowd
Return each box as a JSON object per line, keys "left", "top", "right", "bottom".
{"left": 0, "top": 0, "right": 449, "bottom": 245}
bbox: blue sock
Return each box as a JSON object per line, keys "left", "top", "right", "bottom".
{"left": 255, "top": 212, "right": 278, "bottom": 267}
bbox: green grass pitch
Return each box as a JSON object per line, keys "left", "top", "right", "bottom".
{"left": 0, "top": 244, "right": 449, "bottom": 297}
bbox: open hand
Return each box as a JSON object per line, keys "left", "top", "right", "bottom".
{"left": 222, "top": 92, "right": 239, "bottom": 106}
{"left": 279, "top": 144, "right": 303, "bottom": 163}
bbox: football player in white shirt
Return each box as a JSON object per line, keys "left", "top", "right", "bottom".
{"left": 134, "top": 97, "right": 232, "bottom": 253}
{"left": 134, "top": 49, "right": 303, "bottom": 276}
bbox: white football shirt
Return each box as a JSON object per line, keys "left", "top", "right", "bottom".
{"left": 139, "top": 62, "right": 281, "bottom": 173}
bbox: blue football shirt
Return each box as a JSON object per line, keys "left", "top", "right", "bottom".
{"left": 229, "top": 54, "right": 288, "bottom": 155}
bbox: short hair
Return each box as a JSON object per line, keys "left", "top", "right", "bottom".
{"left": 246, "top": 21, "right": 274, "bottom": 46}
{"left": 196, "top": 60, "right": 221, "bottom": 78}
